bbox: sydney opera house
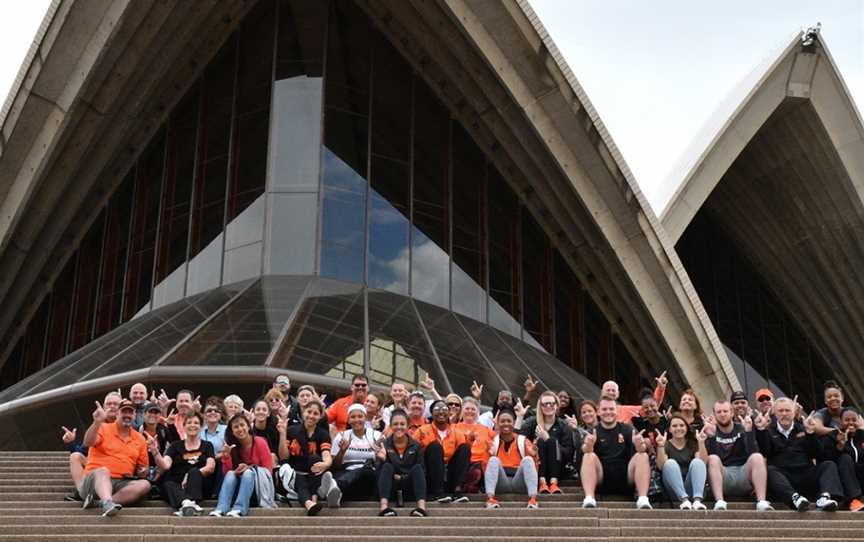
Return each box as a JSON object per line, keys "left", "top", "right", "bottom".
{"left": 0, "top": 0, "right": 859, "bottom": 448}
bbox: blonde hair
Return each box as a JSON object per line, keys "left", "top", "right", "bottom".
{"left": 536, "top": 390, "right": 559, "bottom": 429}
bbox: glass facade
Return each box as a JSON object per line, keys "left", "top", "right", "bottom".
{"left": 677, "top": 212, "right": 835, "bottom": 409}
{"left": 0, "top": 0, "right": 649, "bottom": 406}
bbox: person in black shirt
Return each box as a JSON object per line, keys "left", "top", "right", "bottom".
{"left": 251, "top": 399, "right": 279, "bottom": 466}
{"left": 278, "top": 400, "right": 336, "bottom": 516}
{"left": 656, "top": 415, "right": 708, "bottom": 510}
{"left": 631, "top": 392, "right": 669, "bottom": 442}
{"left": 822, "top": 407, "right": 864, "bottom": 511}
{"left": 756, "top": 397, "right": 841, "bottom": 511}
{"left": 518, "top": 391, "right": 573, "bottom": 494}
{"left": 579, "top": 397, "right": 652, "bottom": 509}
{"left": 376, "top": 409, "right": 427, "bottom": 517}
{"left": 150, "top": 412, "right": 216, "bottom": 516}
{"left": 705, "top": 400, "right": 772, "bottom": 511}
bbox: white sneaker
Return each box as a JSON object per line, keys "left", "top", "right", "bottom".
{"left": 636, "top": 496, "right": 652, "bottom": 510}
{"left": 679, "top": 499, "right": 692, "bottom": 510}
{"left": 226, "top": 510, "right": 243, "bottom": 518}
{"left": 713, "top": 499, "right": 727, "bottom": 511}
{"left": 756, "top": 500, "right": 774, "bottom": 512}
{"left": 582, "top": 496, "right": 597, "bottom": 508}
{"left": 318, "top": 472, "right": 334, "bottom": 499}
{"left": 208, "top": 509, "right": 223, "bottom": 517}
{"left": 692, "top": 499, "right": 707, "bottom": 511}
{"left": 816, "top": 495, "right": 838, "bottom": 511}
{"left": 180, "top": 499, "right": 197, "bottom": 517}
{"left": 326, "top": 481, "right": 342, "bottom": 508}
{"left": 792, "top": 493, "right": 810, "bottom": 512}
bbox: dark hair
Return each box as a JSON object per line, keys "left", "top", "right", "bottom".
{"left": 389, "top": 408, "right": 409, "bottom": 425}
{"left": 680, "top": 388, "right": 703, "bottom": 417}
{"left": 429, "top": 399, "right": 446, "bottom": 412}
{"left": 177, "top": 389, "right": 195, "bottom": 401}
{"left": 352, "top": 374, "right": 369, "bottom": 385}
{"left": 225, "top": 414, "right": 253, "bottom": 468}
{"left": 640, "top": 388, "right": 656, "bottom": 402}
{"left": 556, "top": 390, "right": 577, "bottom": 417}
{"left": 824, "top": 380, "right": 843, "bottom": 393}
{"left": 667, "top": 414, "right": 698, "bottom": 452}
{"left": 497, "top": 408, "right": 516, "bottom": 420}
{"left": 842, "top": 406, "right": 859, "bottom": 417}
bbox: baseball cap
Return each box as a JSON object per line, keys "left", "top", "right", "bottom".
{"left": 729, "top": 390, "right": 747, "bottom": 402}
{"left": 143, "top": 401, "right": 160, "bottom": 412}
{"left": 755, "top": 388, "right": 774, "bottom": 401}
{"left": 119, "top": 399, "right": 136, "bottom": 411}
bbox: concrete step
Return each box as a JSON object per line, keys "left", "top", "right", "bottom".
{"left": 0, "top": 536, "right": 857, "bottom": 542}
{"left": 0, "top": 515, "right": 600, "bottom": 526}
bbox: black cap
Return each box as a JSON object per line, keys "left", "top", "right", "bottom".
{"left": 119, "top": 399, "right": 136, "bottom": 411}
{"left": 729, "top": 390, "right": 747, "bottom": 402}
{"left": 143, "top": 401, "right": 160, "bottom": 412}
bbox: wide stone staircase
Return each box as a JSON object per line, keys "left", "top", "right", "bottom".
{"left": 2, "top": 451, "right": 863, "bottom": 541}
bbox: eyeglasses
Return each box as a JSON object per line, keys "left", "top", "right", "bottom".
{"left": 204, "top": 409, "right": 220, "bottom": 414}
{"left": 541, "top": 402, "right": 557, "bottom": 407}
{"left": 431, "top": 405, "right": 449, "bottom": 412}
{"left": 353, "top": 383, "right": 368, "bottom": 388}
{"left": 757, "top": 397, "right": 772, "bottom": 402}
{"left": 446, "top": 402, "right": 461, "bottom": 408}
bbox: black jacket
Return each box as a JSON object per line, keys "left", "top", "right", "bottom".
{"left": 519, "top": 416, "right": 574, "bottom": 460}
{"left": 756, "top": 421, "right": 822, "bottom": 470}
{"left": 822, "top": 428, "right": 864, "bottom": 465}
{"left": 378, "top": 436, "right": 424, "bottom": 477}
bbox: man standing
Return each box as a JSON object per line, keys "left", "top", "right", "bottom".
{"left": 80, "top": 399, "right": 151, "bottom": 516}
{"left": 328, "top": 375, "right": 369, "bottom": 432}
{"left": 129, "top": 383, "right": 148, "bottom": 428}
{"left": 756, "top": 397, "right": 842, "bottom": 511}
{"left": 579, "top": 397, "right": 652, "bottom": 509}
{"left": 166, "top": 389, "right": 197, "bottom": 442}
{"left": 272, "top": 374, "right": 299, "bottom": 415}
{"left": 705, "top": 400, "right": 772, "bottom": 511}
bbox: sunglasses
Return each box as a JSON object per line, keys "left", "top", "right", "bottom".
{"left": 432, "top": 405, "right": 449, "bottom": 411}
{"left": 353, "top": 383, "right": 368, "bottom": 388}
{"left": 541, "top": 401, "right": 557, "bottom": 407}
{"left": 757, "top": 397, "right": 772, "bottom": 402}
{"left": 447, "top": 402, "right": 461, "bottom": 408}
{"left": 204, "top": 408, "right": 221, "bottom": 414}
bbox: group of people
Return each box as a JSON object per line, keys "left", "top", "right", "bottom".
{"left": 61, "top": 373, "right": 864, "bottom": 519}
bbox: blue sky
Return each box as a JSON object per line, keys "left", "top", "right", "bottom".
{"left": 1, "top": 1, "right": 862, "bottom": 213}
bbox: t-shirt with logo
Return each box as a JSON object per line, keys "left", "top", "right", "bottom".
{"left": 164, "top": 440, "right": 215, "bottom": 483}
{"left": 706, "top": 423, "right": 757, "bottom": 466}
{"left": 332, "top": 428, "right": 382, "bottom": 470}
{"left": 594, "top": 423, "right": 634, "bottom": 466}
{"left": 284, "top": 425, "right": 332, "bottom": 473}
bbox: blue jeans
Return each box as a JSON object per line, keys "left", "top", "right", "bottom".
{"left": 661, "top": 458, "right": 706, "bottom": 501}
{"left": 216, "top": 469, "right": 256, "bottom": 515}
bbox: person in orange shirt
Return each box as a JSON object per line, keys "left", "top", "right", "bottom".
{"left": 327, "top": 375, "right": 369, "bottom": 431}
{"left": 485, "top": 408, "right": 539, "bottom": 509}
{"left": 411, "top": 399, "right": 471, "bottom": 503}
{"left": 455, "top": 396, "right": 494, "bottom": 493}
{"left": 602, "top": 370, "right": 668, "bottom": 424}
{"left": 80, "top": 399, "right": 151, "bottom": 517}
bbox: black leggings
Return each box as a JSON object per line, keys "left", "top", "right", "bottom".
{"left": 161, "top": 469, "right": 213, "bottom": 508}
{"left": 334, "top": 466, "right": 377, "bottom": 498}
{"left": 835, "top": 454, "right": 864, "bottom": 500}
{"left": 424, "top": 442, "right": 470, "bottom": 497}
{"left": 377, "top": 462, "right": 426, "bottom": 502}
{"left": 537, "top": 437, "right": 561, "bottom": 481}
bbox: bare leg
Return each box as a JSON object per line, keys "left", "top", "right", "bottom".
{"left": 112, "top": 480, "right": 151, "bottom": 506}
{"left": 745, "top": 453, "right": 768, "bottom": 501}
{"left": 627, "top": 452, "right": 651, "bottom": 498}
{"left": 91, "top": 468, "right": 114, "bottom": 502}
{"left": 707, "top": 455, "right": 725, "bottom": 501}
{"left": 69, "top": 453, "right": 86, "bottom": 487}
{"left": 416, "top": 498, "right": 427, "bottom": 510}
{"left": 379, "top": 498, "right": 389, "bottom": 511}
{"left": 579, "top": 452, "right": 603, "bottom": 498}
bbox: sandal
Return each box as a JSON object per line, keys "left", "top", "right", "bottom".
{"left": 378, "top": 507, "right": 398, "bottom": 516}
{"left": 307, "top": 502, "right": 323, "bottom": 516}
{"left": 410, "top": 507, "right": 428, "bottom": 517}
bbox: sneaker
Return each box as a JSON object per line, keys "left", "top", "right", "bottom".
{"left": 452, "top": 494, "right": 470, "bottom": 504}
{"left": 306, "top": 502, "right": 323, "bottom": 516}
{"left": 180, "top": 499, "right": 199, "bottom": 517}
{"left": 850, "top": 498, "right": 864, "bottom": 512}
{"left": 325, "top": 478, "right": 342, "bottom": 508}
{"left": 756, "top": 500, "right": 774, "bottom": 512}
{"left": 692, "top": 499, "right": 707, "bottom": 511}
{"left": 582, "top": 496, "right": 597, "bottom": 509}
{"left": 318, "top": 472, "right": 334, "bottom": 499}
{"left": 173, "top": 510, "right": 184, "bottom": 517}
{"left": 190, "top": 502, "right": 203, "bottom": 516}
{"left": 816, "top": 494, "right": 838, "bottom": 511}
{"left": 208, "top": 509, "right": 223, "bottom": 517}
{"left": 792, "top": 493, "right": 810, "bottom": 512}
{"left": 713, "top": 499, "right": 727, "bottom": 511}
{"left": 486, "top": 496, "right": 500, "bottom": 509}
{"left": 538, "top": 480, "right": 550, "bottom": 494}
{"left": 679, "top": 499, "right": 692, "bottom": 510}
{"left": 434, "top": 495, "right": 453, "bottom": 504}
{"left": 636, "top": 496, "right": 652, "bottom": 510}
{"left": 548, "top": 482, "right": 563, "bottom": 494}
{"left": 81, "top": 493, "right": 95, "bottom": 510}
{"left": 226, "top": 510, "right": 243, "bottom": 518}
{"left": 64, "top": 490, "right": 82, "bottom": 502}
{"left": 101, "top": 501, "right": 122, "bottom": 517}
{"left": 526, "top": 496, "right": 539, "bottom": 509}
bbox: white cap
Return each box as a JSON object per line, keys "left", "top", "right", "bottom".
{"left": 348, "top": 403, "right": 367, "bottom": 416}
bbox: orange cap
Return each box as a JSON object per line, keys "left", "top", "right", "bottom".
{"left": 754, "top": 388, "right": 774, "bottom": 401}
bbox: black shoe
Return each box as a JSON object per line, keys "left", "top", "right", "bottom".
{"left": 434, "top": 495, "right": 453, "bottom": 504}
{"left": 452, "top": 494, "right": 470, "bottom": 503}
{"left": 378, "top": 507, "right": 397, "bottom": 516}
{"left": 410, "top": 507, "right": 428, "bottom": 517}
{"left": 307, "top": 502, "right": 324, "bottom": 516}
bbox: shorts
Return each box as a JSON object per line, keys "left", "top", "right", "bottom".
{"left": 722, "top": 465, "right": 753, "bottom": 497}
{"left": 77, "top": 471, "right": 136, "bottom": 501}
{"left": 598, "top": 461, "right": 631, "bottom": 495}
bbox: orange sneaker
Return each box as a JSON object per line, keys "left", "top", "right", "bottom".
{"left": 851, "top": 498, "right": 864, "bottom": 512}
{"left": 549, "top": 482, "right": 563, "bottom": 494}
{"left": 526, "top": 496, "right": 539, "bottom": 509}
{"left": 538, "top": 480, "right": 550, "bottom": 494}
{"left": 485, "top": 496, "right": 500, "bottom": 509}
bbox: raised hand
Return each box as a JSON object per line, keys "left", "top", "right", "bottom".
{"left": 221, "top": 444, "right": 236, "bottom": 461}
{"left": 421, "top": 374, "right": 435, "bottom": 392}
{"left": 276, "top": 415, "right": 288, "bottom": 435}
{"left": 803, "top": 411, "right": 818, "bottom": 434}
{"left": 738, "top": 414, "right": 753, "bottom": 432}
{"left": 564, "top": 414, "right": 579, "bottom": 430}
{"left": 583, "top": 429, "right": 597, "bottom": 453}
{"left": 754, "top": 411, "right": 770, "bottom": 431}
{"left": 655, "top": 430, "right": 667, "bottom": 448}
{"left": 192, "top": 395, "right": 202, "bottom": 412}
{"left": 696, "top": 428, "right": 707, "bottom": 443}
{"left": 145, "top": 433, "right": 160, "bottom": 455}
{"left": 92, "top": 401, "right": 107, "bottom": 423}
{"left": 663, "top": 406, "right": 673, "bottom": 419}
{"left": 514, "top": 398, "right": 527, "bottom": 418}
{"left": 654, "top": 370, "right": 668, "bottom": 388}
{"left": 157, "top": 389, "right": 173, "bottom": 411}
{"left": 523, "top": 376, "right": 536, "bottom": 393}
{"left": 375, "top": 444, "right": 387, "bottom": 461}
{"left": 61, "top": 426, "right": 77, "bottom": 444}
{"left": 836, "top": 429, "right": 849, "bottom": 449}
{"left": 278, "top": 403, "right": 290, "bottom": 419}
{"left": 633, "top": 429, "right": 647, "bottom": 452}
{"left": 535, "top": 423, "right": 549, "bottom": 442}
{"left": 166, "top": 408, "right": 177, "bottom": 426}
{"left": 470, "top": 380, "right": 483, "bottom": 400}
